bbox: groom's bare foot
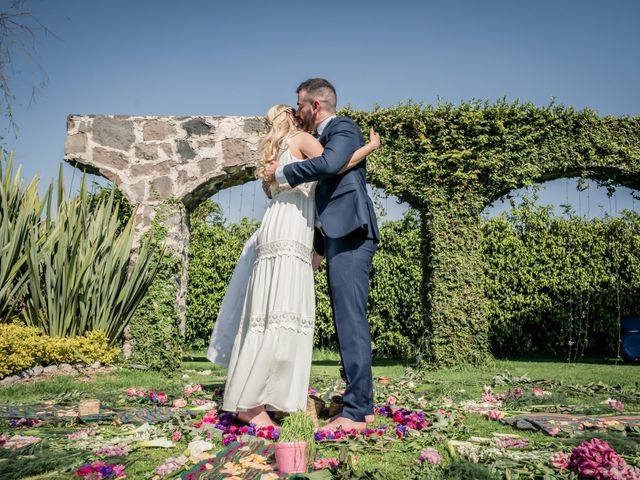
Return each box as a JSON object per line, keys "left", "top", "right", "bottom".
{"left": 237, "top": 406, "right": 276, "bottom": 428}
{"left": 328, "top": 413, "right": 375, "bottom": 424}
{"left": 322, "top": 416, "right": 366, "bottom": 433}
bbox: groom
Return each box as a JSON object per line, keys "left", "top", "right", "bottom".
{"left": 263, "top": 78, "right": 379, "bottom": 432}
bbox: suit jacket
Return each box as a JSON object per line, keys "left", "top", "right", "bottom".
{"left": 283, "top": 117, "right": 380, "bottom": 253}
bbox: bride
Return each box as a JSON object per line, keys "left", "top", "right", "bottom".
{"left": 207, "top": 104, "right": 380, "bottom": 428}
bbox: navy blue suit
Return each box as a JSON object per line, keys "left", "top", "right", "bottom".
{"left": 283, "top": 116, "right": 379, "bottom": 421}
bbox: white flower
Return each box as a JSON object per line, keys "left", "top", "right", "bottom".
{"left": 136, "top": 438, "right": 175, "bottom": 448}
{"left": 187, "top": 440, "right": 214, "bottom": 460}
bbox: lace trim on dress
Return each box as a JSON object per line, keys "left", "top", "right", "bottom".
{"left": 255, "top": 239, "right": 313, "bottom": 264}
{"left": 245, "top": 311, "right": 314, "bottom": 335}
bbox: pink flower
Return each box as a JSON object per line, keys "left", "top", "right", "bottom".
{"left": 184, "top": 383, "right": 203, "bottom": 397}
{"left": 66, "top": 428, "right": 98, "bottom": 440}
{"left": 313, "top": 458, "right": 339, "bottom": 470}
{"left": 112, "top": 465, "right": 126, "bottom": 478}
{"left": 532, "top": 387, "right": 545, "bottom": 397}
{"left": 75, "top": 465, "right": 93, "bottom": 477}
{"left": 568, "top": 438, "right": 636, "bottom": 479}
{"left": 194, "top": 408, "right": 219, "bottom": 428}
{"left": 92, "top": 445, "right": 128, "bottom": 457}
{"left": 157, "top": 392, "right": 168, "bottom": 403}
{"left": 154, "top": 457, "right": 185, "bottom": 477}
{"left": 488, "top": 409, "right": 504, "bottom": 421}
{"left": 513, "top": 387, "right": 523, "bottom": 398}
{"left": 202, "top": 409, "right": 218, "bottom": 423}
{"left": 548, "top": 427, "right": 561, "bottom": 436}
{"left": 386, "top": 396, "right": 397, "bottom": 405}
{"left": 173, "top": 398, "right": 187, "bottom": 408}
{"left": 126, "top": 388, "right": 136, "bottom": 396}
{"left": 442, "top": 397, "right": 454, "bottom": 407}
{"left": 184, "top": 384, "right": 202, "bottom": 397}
{"left": 171, "top": 430, "right": 182, "bottom": 442}
{"left": 493, "top": 436, "right": 528, "bottom": 449}
{"left": 135, "top": 389, "right": 145, "bottom": 397}
{"left": 417, "top": 447, "right": 442, "bottom": 464}
{"left": 548, "top": 452, "right": 570, "bottom": 470}
{"left": 607, "top": 398, "right": 625, "bottom": 413}
{"left": 4, "top": 435, "right": 41, "bottom": 450}
{"left": 482, "top": 391, "right": 497, "bottom": 403}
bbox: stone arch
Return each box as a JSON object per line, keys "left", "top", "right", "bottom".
{"left": 64, "top": 114, "right": 265, "bottom": 335}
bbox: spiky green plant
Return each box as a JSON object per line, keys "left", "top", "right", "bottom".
{"left": 21, "top": 165, "right": 160, "bottom": 344}
{"left": 0, "top": 152, "right": 50, "bottom": 322}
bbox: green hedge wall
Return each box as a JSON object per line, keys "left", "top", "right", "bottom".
{"left": 186, "top": 201, "right": 640, "bottom": 361}
{"left": 347, "top": 101, "right": 640, "bottom": 366}
{"left": 482, "top": 200, "right": 640, "bottom": 358}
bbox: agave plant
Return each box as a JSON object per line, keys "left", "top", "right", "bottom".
{"left": 22, "top": 165, "right": 160, "bottom": 344}
{"left": 0, "top": 153, "right": 49, "bottom": 322}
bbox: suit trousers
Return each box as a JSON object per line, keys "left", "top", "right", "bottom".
{"left": 325, "top": 234, "right": 377, "bottom": 422}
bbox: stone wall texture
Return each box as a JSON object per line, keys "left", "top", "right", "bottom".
{"left": 64, "top": 114, "right": 265, "bottom": 341}
{"left": 65, "top": 115, "right": 263, "bottom": 209}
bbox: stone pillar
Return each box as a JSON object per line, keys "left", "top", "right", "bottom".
{"left": 64, "top": 114, "right": 264, "bottom": 341}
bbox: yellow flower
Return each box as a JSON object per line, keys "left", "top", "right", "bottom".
{"left": 221, "top": 462, "right": 244, "bottom": 476}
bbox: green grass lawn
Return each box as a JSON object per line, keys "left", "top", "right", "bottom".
{"left": 0, "top": 351, "right": 638, "bottom": 479}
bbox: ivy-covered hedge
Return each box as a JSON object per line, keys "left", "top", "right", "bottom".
{"left": 347, "top": 101, "right": 640, "bottom": 366}
{"left": 185, "top": 201, "right": 640, "bottom": 361}
{"left": 128, "top": 200, "right": 184, "bottom": 371}
{"left": 482, "top": 200, "right": 640, "bottom": 358}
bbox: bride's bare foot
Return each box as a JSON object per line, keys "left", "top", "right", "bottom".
{"left": 237, "top": 406, "right": 277, "bottom": 428}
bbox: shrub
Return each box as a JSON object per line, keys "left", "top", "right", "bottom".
{"left": 482, "top": 200, "right": 640, "bottom": 357}
{"left": 0, "top": 324, "right": 120, "bottom": 378}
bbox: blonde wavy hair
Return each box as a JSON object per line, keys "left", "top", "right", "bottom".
{"left": 258, "top": 104, "right": 298, "bottom": 179}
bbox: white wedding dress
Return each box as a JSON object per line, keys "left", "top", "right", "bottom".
{"left": 207, "top": 141, "right": 316, "bottom": 413}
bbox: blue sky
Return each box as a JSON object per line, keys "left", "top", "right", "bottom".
{"left": 3, "top": 0, "right": 640, "bottom": 222}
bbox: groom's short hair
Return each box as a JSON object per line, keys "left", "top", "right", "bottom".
{"left": 297, "top": 78, "right": 337, "bottom": 113}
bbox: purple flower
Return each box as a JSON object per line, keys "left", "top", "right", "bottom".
{"left": 99, "top": 465, "right": 115, "bottom": 477}
{"left": 222, "top": 433, "right": 237, "bottom": 446}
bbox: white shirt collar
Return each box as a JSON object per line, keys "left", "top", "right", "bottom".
{"left": 316, "top": 115, "right": 336, "bottom": 136}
